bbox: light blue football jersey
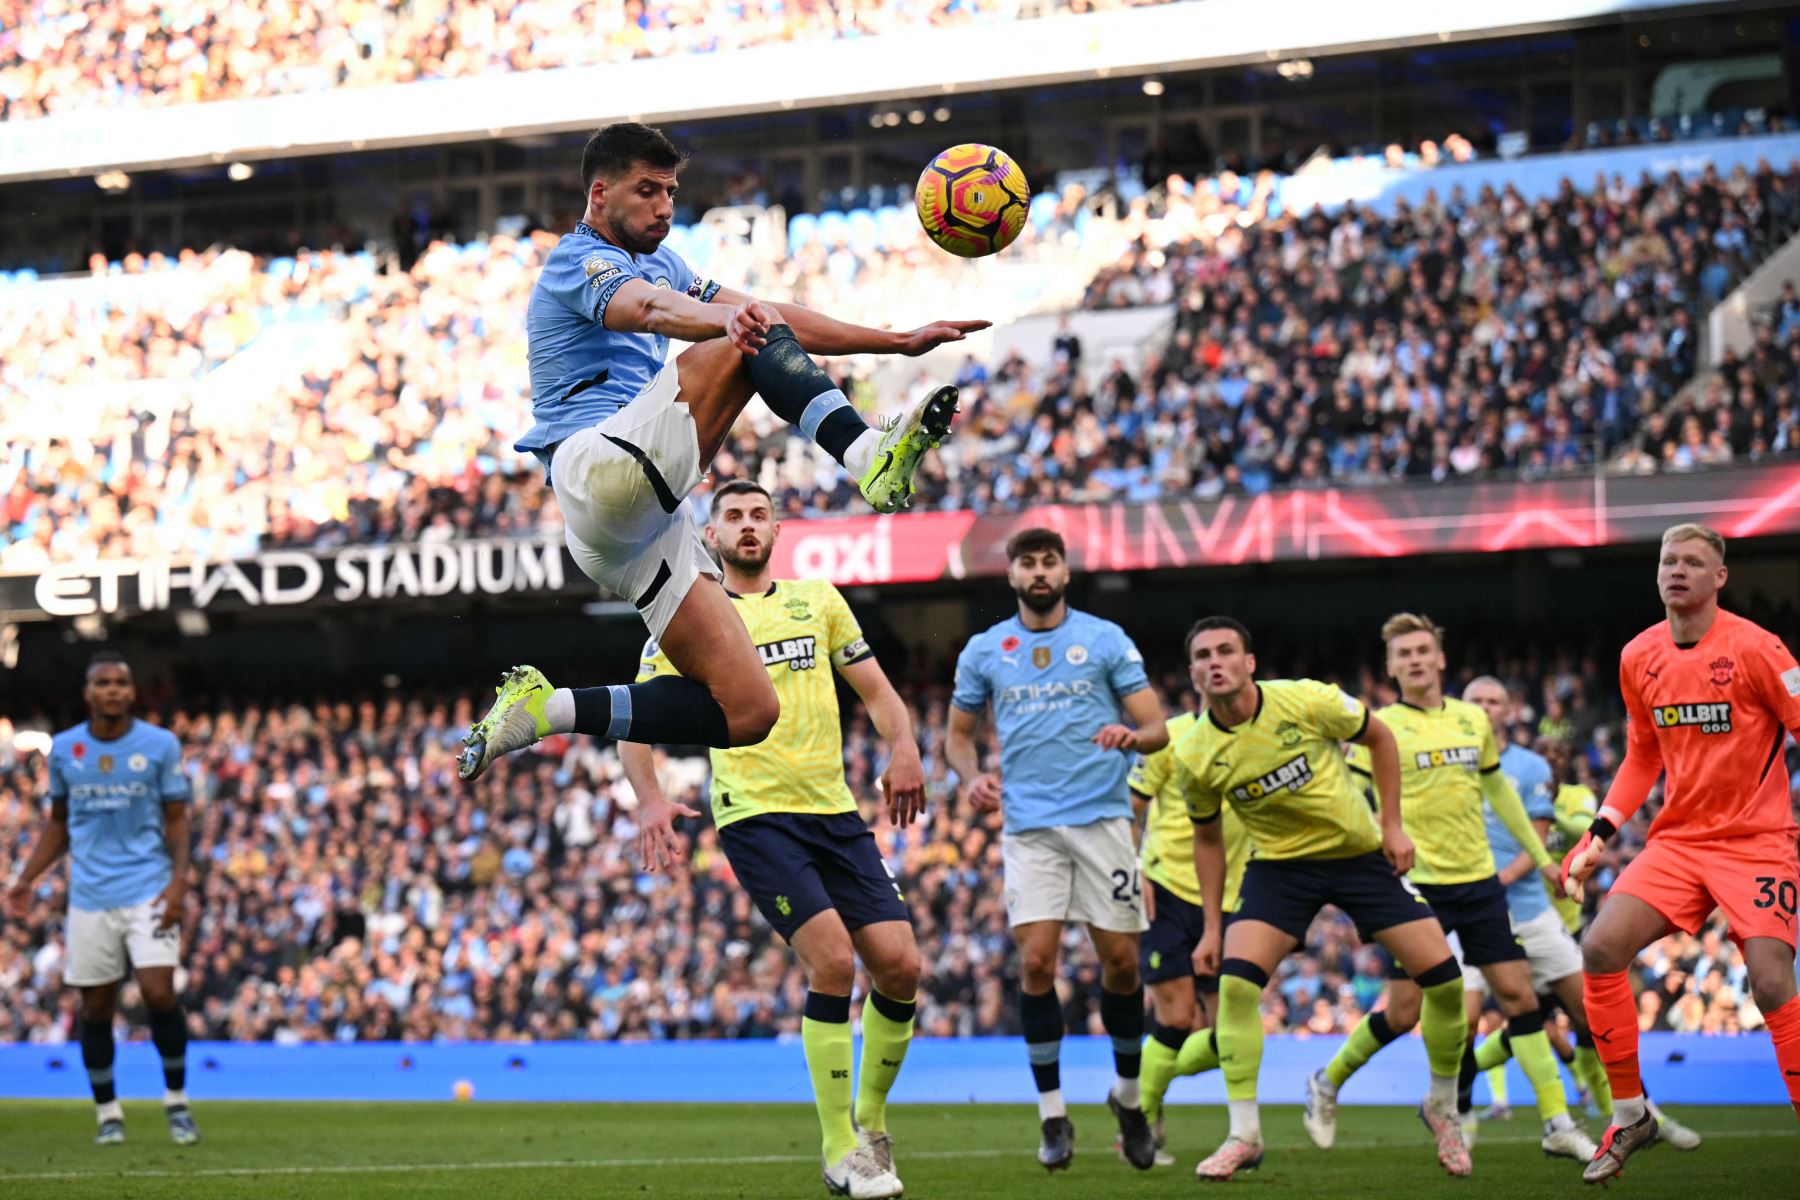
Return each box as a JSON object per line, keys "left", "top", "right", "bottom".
{"left": 46, "top": 720, "right": 190, "bottom": 911}
{"left": 952, "top": 608, "right": 1152, "bottom": 834}
{"left": 516, "top": 223, "right": 710, "bottom": 466}
{"left": 1487, "top": 743, "right": 1557, "bottom": 922}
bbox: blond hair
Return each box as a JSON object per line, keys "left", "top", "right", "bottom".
{"left": 1381, "top": 611, "right": 1446, "bottom": 649}
{"left": 1661, "top": 523, "right": 1726, "bottom": 562}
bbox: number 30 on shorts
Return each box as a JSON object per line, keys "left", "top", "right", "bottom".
{"left": 1753, "top": 876, "right": 1799, "bottom": 914}
{"left": 1111, "top": 868, "right": 1142, "bottom": 904}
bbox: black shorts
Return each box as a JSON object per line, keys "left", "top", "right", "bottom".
{"left": 1234, "top": 851, "right": 1436, "bottom": 944}
{"left": 1417, "top": 875, "right": 1525, "bottom": 967}
{"left": 1141, "top": 879, "right": 1210, "bottom": 984}
{"left": 718, "top": 811, "right": 910, "bottom": 941}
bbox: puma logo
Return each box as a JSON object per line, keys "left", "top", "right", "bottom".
{"left": 1591, "top": 1030, "right": 1613, "bottom": 1044}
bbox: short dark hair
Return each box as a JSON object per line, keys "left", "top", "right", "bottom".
{"left": 709, "top": 479, "right": 772, "bottom": 518}
{"left": 86, "top": 650, "right": 131, "bottom": 679}
{"left": 581, "top": 123, "right": 686, "bottom": 191}
{"left": 1186, "top": 616, "right": 1253, "bottom": 657}
{"left": 1005, "top": 527, "right": 1065, "bottom": 563}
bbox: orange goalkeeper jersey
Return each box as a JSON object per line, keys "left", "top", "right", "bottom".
{"left": 1616, "top": 608, "right": 1800, "bottom": 843}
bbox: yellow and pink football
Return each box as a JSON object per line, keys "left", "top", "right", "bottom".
{"left": 915, "top": 143, "right": 1030, "bottom": 259}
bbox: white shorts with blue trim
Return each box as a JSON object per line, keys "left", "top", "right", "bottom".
{"left": 65, "top": 898, "right": 181, "bottom": 986}
{"left": 551, "top": 361, "right": 720, "bottom": 641}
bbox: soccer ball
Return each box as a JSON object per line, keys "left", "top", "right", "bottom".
{"left": 915, "top": 143, "right": 1030, "bottom": 259}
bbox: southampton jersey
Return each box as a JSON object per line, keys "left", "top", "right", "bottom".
{"left": 1130, "top": 711, "right": 1250, "bottom": 909}
{"left": 1349, "top": 698, "right": 1504, "bottom": 886}
{"left": 951, "top": 608, "right": 1151, "bottom": 834}
{"left": 518, "top": 223, "right": 710, "bottom": 465}
{"left": 1173, "top": 680, "right": 1377, "bottom": 863}
{"left": 1616, "top": 609, "right": 1800, "bottom": 843}
{"left": 1550, "top": 782, "right": 1598, "bottom": 933}
{"left": 46, "top": 720, "right": 190, "bottom": 911}
{"left": 638, "top": 579, "right": 872, "bottom": 829}
{"left": 1487, "top": 743, "right": 1557, "bottom": 922}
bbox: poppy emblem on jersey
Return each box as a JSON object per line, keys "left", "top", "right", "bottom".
{"left": 98, "top": 755, "right": 113, "bottom": 774}
{"left": 1709, "top": 655, "right": 1735, "bottom": 687}
{"left": 1001, "top": 636, "right": 1021, "bottom": 654}
{"left": 1032, "top": 646, "right": 1053, "bottom": 669}
{"left": 1066, "top": 645, "right": 1088, "bottom": 666}
{"left": 128, "top": 754, "right": 149, "bottom": 772}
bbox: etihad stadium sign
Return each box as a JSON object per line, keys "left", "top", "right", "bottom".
{"left": 5, "top": 464, "right": 1800, "bottom": 622}
{"left": 18, "top": 538, "right": 565, "bottom": 619}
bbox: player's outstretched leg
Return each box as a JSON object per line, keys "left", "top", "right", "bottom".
{"left": 1312, "top": 983, "right": 1415, "bottom": 1150}
{"left": 1412, "top": 958, "right": 1472, "bottom": 1177}
{"left": 736, "top": 323, "right": 958, "bottom": 514}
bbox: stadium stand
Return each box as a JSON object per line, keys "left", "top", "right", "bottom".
{"left": 3, "top": 622, "right": 1793, "bottom": 1046}
{"left": 0, "top": 0, "right": 1185, "bottom": 123}
{"left": 5, "top": 153, "right": 1799, "bottom": 568}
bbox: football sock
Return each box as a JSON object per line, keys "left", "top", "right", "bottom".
{"left": 1020, "top": 987, "right": 1065, "bottom": 1119}
{"left": 1416, "top": 963, "right": 1470, "bottom": 1082}
{"left": 80, "top": 1019, "right": 116, "bottom": 1107}
{"left": 801, "top": 991, "right": 858, "bottom": 1164}
{"left": 1140, "top": 1021, "right": 1185, "bottom": 1123}
{"left": 1504, "top": 1009, "right": 1569, "bottom": 1122}
{"left": 1583, "top": 969, "right": 1644, "bottom": 1108}
{"left": 744, "top": 325, "right": 873, "bottom": 470}
{"left": 855, "top": 990, "right": 916, "bottom": 1134}
{"left": 1762, "top": 995, "right": 1800, "bottom": 1123}
{"left": 1100, "top": 984, "right": 1145, "bottom": 1107}
{"left": 1474, "top": 1029, "right": 1511, "bottom": 1072}
{"left": 1217, "top": 961, "right": 1267, "bottom": 1107}
{"left": 1573, "top": 1030, "right": 1613, "bottom": 1118}
{"left": 1176, "top": 1026, "right": 1221, "bottom": 1076}
{"left": 1325, "top": 1009, "right": 1399, "bottom": 1089}
{"left": 148, "top": 1006, "right": 188, "bottom": 1094}
{"left": 565, "top": 677, "right": 732, "bottom": 747}
{"left": 1456, "top": 1033, "right": 1480, "bottom": 1115}
{"left": 1486, "top": 1066, "right": 1509, "bottom": 1107}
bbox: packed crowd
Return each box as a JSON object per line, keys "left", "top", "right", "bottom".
{"left": 3, "top": 630, "right": 1792, "bottom": 1046}
{"left": 9, "top": 156, "right": 1800, "bottom": 571}
{"left": 0, "top": 0, "right": 1180, "bottom": 123}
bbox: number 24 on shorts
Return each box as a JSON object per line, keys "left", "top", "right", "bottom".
{"left": 1111, "top": 868, "right": 1142, "bottom": 904}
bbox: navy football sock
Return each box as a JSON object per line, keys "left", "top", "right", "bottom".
{"left": 570, "top": 676, "right": 731, "bottom": 747}
{"left": 744, "top": 325, "right": 870, "bottom": 466}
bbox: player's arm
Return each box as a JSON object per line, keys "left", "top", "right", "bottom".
{"left": 1566, "top": 661, "right": 1664, "bottom": 896}
{"left": 946, "top": 704, "right": 1001, "bottom": 814}
{"left": 1350, "top": 712, "right": 1414, "bottom": 875}
{"left": 4, "top": 799, "right": 69, "bottom": 921}
{"left": 1182, "top": 760, "right": 1226, "bottom": 975}
{"left": 1497, "top": 816, "right": 1553, "bottom": 885}
{"left": 1093, "top": 686, "right": 1169, "bottom": 754}
{"left": 708, "top": 284, "right": 989, "bottom": 358}
{"left": 839, "top": 656, "right": 927, "bottom": 829}
{"left": 1480, "top": 769, "right": 1559, "bottom": 895}
{"left": 154, "top": 800, "right": 192, "bottom": 931}
{"left": 619, "top": 742, "right": 700, "bottom": 873}
{"left": 602, "top": 278, "right": 771, "bottom": 352}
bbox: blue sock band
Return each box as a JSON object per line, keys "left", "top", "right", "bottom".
{"left": 800, "top": 390, "right": 851, "bottom": 441}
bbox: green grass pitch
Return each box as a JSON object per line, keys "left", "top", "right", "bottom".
{"left": 1, "top": 1101, "right": 1793, "bottom": 1198}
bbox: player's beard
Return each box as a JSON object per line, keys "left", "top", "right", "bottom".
{"left": 719, "top": 540, "right": 772, "bottom": 573}
{"left": 1016, "top": 582, "right": 1065, "bottom": 614}
{"left": 612, "top": 209, "right": 668, "bottom": 256}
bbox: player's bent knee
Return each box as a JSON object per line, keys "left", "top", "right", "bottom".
{"left": 724, "top": 690, "right": 780, "bottom": 747}
{"left": 1751, "top": 973, "right": 1797, "bottom": 1015}
{"left": 1580, "top": 933, "right": 1629, "bottom": 975}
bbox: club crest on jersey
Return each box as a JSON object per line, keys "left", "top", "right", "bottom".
{"left": 783, "top": 596, "right": 812, "bottom": 622}
{"left": 1032, "top": 646, "right": 1052, "bottom": 669}
{"left": 1066, "top": 645, "right": 1088, "bottom": 666}
{"left": 1709, "top": 655, "right": 1735, "bottom": 687}
{"left": 1230, "top": 755, "right": 1314, "bottom": 805}
{"left": 1276, "top": 720, "right": 1302, "bottom": 748}
{"left": 1415, "top": 746, "right": 1481, "bottom": 770}
{"left": 1652, "top": 703, "right": 1732, "bottom": 734}
{"left": 98, "top": 754, "right": 113, "bottom": 774}
{"left": 758, "top": 636, "right": 817, "bottom": 671}
{"left": 128, "top": 754, "right": 148, "bottom": 772}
